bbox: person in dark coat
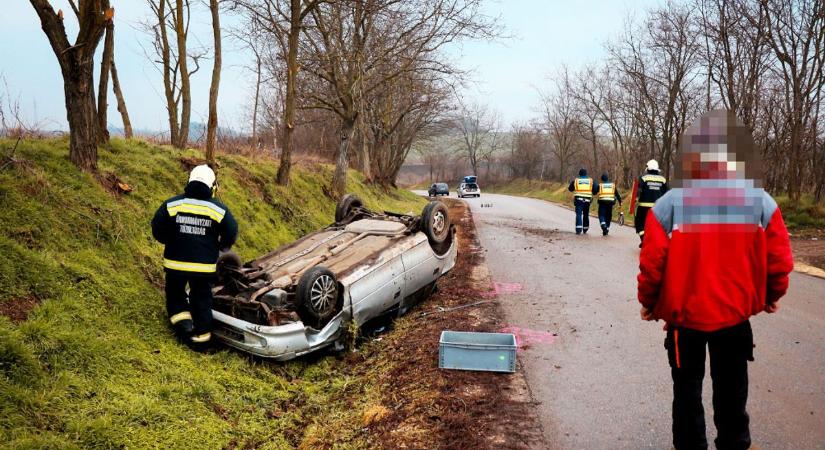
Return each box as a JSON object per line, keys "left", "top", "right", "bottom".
{"left": 568, "top": 168, "right": 593, "bottom": 234}
{"left": 592, "top": 173, "right": 622, "bottom": 236}
{"left": 151, "top": 165, "right": 238, "bottom": 351}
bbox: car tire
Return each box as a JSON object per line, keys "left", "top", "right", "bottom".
{"left": 421, "top": 201, "right": 450, "bottom": 245}
{"left": 296, "top": 266, "right": 341, "bottom": 326}
{"left": 216, "top": 250, "right": 243, "bottom": 285}
{"left": 335, "top": 194, "right": 364, "bottom": 223}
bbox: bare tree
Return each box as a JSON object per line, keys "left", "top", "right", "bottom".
{"left": 145, "top": 0, "right": 204, "bottom": 147}
{"left": 29, "top": 0, "right": 113, "bottom": 171}
{"left": 301, "top": 0, "right": 497, "bottom": 195}
{"left": 753, "top": 0, "right": 825, "bottom": 200}
{"left": 97, "top": 22, "right": 114, "bottom": 143}
{"left": 205, "top": 0, "right": 222, "bottom": 161}
{"left": 453, "top": 100, "right": 499, "bottom": 176}
{"left": 540, "top": 71, "right": 584, "bottom": 181}
{"left": 110, "top": 59, "right": 133, "bottom": 139}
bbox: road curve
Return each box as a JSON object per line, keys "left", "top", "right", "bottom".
{"left": 422, "top": 191, "right": 825, "bottom": 449}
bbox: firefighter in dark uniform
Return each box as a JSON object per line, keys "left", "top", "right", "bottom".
{"left": 568, "top": 168, "right": 593, "bottom": 234}
{"left": 592, "top": 172, "right": 622, "bottom": 236}
{"left": 630, "top": 160, "right": 668, "bottom": 245}
{"left": 151, "top": 165, "right": 238, "bottom": 351}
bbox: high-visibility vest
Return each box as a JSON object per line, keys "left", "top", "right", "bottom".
{"left": 598, "top": 182, "right": 616, "bottom": 201}
{"left": 573, "top": 178, "right": 593, "bottom": 198}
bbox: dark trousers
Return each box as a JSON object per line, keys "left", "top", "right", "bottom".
{"left": 598, "top": 202, "right": 614, "bottom": 232}
{"left": 165, "top": 270, "right": 214, "bottom": 346}
{"left": 665, "top": 321, "right": 753, "bottom": 450}
{"left": 635, "top": 206, "right": 651, "bottom": 241}
{"left": 574, "top": 199, "right": 591, "bottom": 234}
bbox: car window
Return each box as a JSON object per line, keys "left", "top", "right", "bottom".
{"left": 436, "top": 183, "right": 447, "bottom": 189}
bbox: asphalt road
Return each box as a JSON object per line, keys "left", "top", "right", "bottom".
{"left": 420, "top": 191, "right": 825, "bottom": 449}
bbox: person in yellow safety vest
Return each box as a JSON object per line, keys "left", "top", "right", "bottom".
{"left": 151, "top": 165, "right": 238, "bottom": 351}
{"left": 592, "top": 172, "right": 623, "bottom": 236}
{"left": 567, "top": 168, "right": 594, "bottom": 234}
{"left": 629, "top": 159, "right": 669, "bottom": 246}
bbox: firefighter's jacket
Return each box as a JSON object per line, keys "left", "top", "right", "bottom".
{"left": 568, "top": 177, "right": 594, "bottom": 201}
{"left": 152, "top": 181, "right": 238, "bottom": 275}
{"left": 630, "top": 170, "right": 669, "bottom": 210}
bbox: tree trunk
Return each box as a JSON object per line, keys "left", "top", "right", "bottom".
{"left": 157, "top": 0, "right": 179, "bottom": 145}
{"left": 277, "top": 0, "right": 301, "bottom": 186}
{"left": 332, "top": 118, "right": 356, "bottom": 197}
{"left": 65, "top": 58, "right": 100, "bottom": 171}
{"left": 205, "top": 0, "right": 221, "bottom": 162}
{"left": 175, "top": 0, "right": 191, "bottom": 149}
{"left": 110, "top": 60, "right": 133, "bottom": 139}
{"left": 251, "top": 55, "right": 261, "bottom": 150}
{"left": 97, "top": 22, "right": 114, "bottom": 144}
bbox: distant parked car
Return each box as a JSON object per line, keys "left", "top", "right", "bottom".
{"left": 428, "top": 182, "right": 450, "bottom": 197}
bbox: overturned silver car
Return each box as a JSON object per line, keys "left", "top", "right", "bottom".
{"left": 211, "top": 195, "right": 456, "bottom": 360}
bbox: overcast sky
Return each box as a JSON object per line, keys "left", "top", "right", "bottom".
{"left": 0, "top": 0, "right": 662, "bottom": 133}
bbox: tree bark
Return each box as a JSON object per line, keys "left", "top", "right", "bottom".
{"left": 205, "top": 0, "right": 221, "bottom": 162}
{"left": 110, "top": 60, "right": 133, "bottom": 139}
{"left": 156, "top": 0, "right": 180, "bottom": 145}
{"left": 277, "top": 0, "right": 302, "bottom": 186}
{"left": 175, "top": 0, "right": 191, "bottom": 149}
{"left": 65, "top": 62, "right": 100, "bottom": 171}
{"left": 332, "top": 118, "right": 356, "bottom": 196}
{"left": 97, "top": 22, "right": 115, "bottom": 144}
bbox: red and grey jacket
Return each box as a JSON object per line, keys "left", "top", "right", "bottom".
{"left": 637, "top": 180, "right": 793, "bottom": 331}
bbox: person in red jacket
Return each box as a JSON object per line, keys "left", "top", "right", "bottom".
{"left": 637, "top": 110, "right": 793, "bottom": 450}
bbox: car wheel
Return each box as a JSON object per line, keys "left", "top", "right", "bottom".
{"left": 335, "top": 194, "right": 364, "bottom": 223}
{"left": 296, "top": 266, "right": 341, "bottom": 326}
{"left": 421, "top": 201, "right": 450, "bottom": 245}
{"left": 216, "top": 250, "right": 243, "bottom": 286}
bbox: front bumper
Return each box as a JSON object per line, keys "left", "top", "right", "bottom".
{"left": 211, "top": 310, "right": 344, "bottom": 360}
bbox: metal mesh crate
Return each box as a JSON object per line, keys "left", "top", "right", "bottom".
{"left": 438, "top": 331, "right": 517, "bottom": 373}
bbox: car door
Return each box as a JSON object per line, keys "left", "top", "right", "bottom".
{"left": 348, "top": 253, "right": 406, "bottom": 324}
{"left": 401, "top": 235, "right": 441, "bottom": 298}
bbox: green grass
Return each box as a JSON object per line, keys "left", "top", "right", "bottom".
{"left": 0, "top": 137, "right": 426, "bottom": 449}
{"left": 775, "top": 195, "right": 825, "bottom": 232}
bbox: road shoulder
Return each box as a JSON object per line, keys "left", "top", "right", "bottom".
{"left": 357, "top": 199, "right": 545, "bottom": 449}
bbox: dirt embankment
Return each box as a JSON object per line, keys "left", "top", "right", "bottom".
{"left": 350, "top": 199, "right": 544, "bottom": 449}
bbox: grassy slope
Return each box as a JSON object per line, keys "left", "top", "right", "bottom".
{"left": 0, "top": 137, "right": 425, "bottom": 449}
{"left": 488, "top": 178, "right": 825, "bottom": 233}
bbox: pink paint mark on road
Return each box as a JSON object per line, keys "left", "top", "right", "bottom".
{"left": 481, "top": 281, "right": 523, "bottom": 298}
{"left": 500, "top": 326, "right": 557, "bottom": 349}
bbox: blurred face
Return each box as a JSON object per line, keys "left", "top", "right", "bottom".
{"left": 677, "top": 110, "right": 760, "bottom": 185}
{"left": 681, "top": 146, "right": 746, "bottom": 180}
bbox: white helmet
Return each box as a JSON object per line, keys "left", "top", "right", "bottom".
{"left": 646, "top": 159, "right": 659, "bottom": 171}
{"left": 189, "top": 164, "right": 216, "bottom": 188}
